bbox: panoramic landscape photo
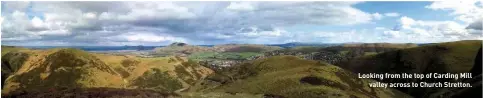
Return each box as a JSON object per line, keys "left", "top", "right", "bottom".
{"left": 1, "top": 1, "right": 482, "bottom": 98}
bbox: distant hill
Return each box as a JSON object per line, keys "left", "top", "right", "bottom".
{"left": 323, "top": 43, "right": 418, "bottom": 53}
{"left": 1, "top": 48, "right": 213, "bottom": 95}
{"left": 153, "top": 43, "right": 283, "bottom": 57}
{"left": 337, "top": 40, "right": 482, "bottom": 97}
{"left": 213, "top": 44, "right": 282, "bottom": 52}
{"left": 338, "top": 40, "right": 481, "bottom": 74}
{"left": 206, "top": 56, "right": 412, "bottom": 98}
{"left": 153, "top": 43, "right": 214, "bottom": 56}
{"left": 269, "top": 42, "right": 340, "bottom": 48}
{"left": 262, "top": 43, "right": 419, "bottom": 65}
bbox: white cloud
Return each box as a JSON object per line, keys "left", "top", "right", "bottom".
{"left": 0, "top": 17, "right": 4, "bottom": 24}
{"left": 2, "top": 1, "right": 378, "bottom": 45}
{"left": 426, "top": 1, "right": 483, "bottom": 23}
{"left": 384, "top": 12, "right": 400, "bottom": 17}
{"left": 226, "top": 2, "right": 256, "bottom": 11}
{"left": 108, "top": 32, "right": 186, "bottom": 43}
{"left": 372, "top": 13, "right": 383, "bottom": 20}
{"left": 30, "top": 17, "right": 45, "bottom": 28}
{"left": 399, "top": 16, "right": 416, "bottom": 29}
{"left": 375, "top": 27, "right": 385, "bottom": 30}
{"left": 117, "top": 2, "right": 197, "bottom": 21}
{"left": 1, "top": 1, "right": 30, "bottom": 12}
{"left": 83, "top": 12, "right": 97, "bottom": 19}
{"left": 237, "top": 27, "right": 284, "bottom": 37}
{"left": 383, "top": 30, "right": 401, "bottom": 38}
{"left": 380, "top": 16, "right": 477, "bottom": 43}
{"left": 36, "top": 29, "right": 71, "bottom": 36}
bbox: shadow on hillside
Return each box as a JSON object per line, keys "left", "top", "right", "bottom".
{"left": 2, "top": 87, "right": 178, "bottom": 98}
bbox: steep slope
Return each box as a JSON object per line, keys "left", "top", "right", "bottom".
{"left": 94, "top": 53, "right": 213, "bottom": 91}
{"left": 209, "top": 56, "right": 412, "bottom": 98}
{"left": 1, "top": 48, "right": 214, "bottom": 95}
{"left": 338, "top": 40, "right": 481, "bottom": 74}
{"left": 2, "top": 48, "right": 124, "bottom": 94}
{"left": 337, "top": 40, "right": 482, "bottom": 97}
{"left": 3, "top": 87, "right": 178, "bottom": 98}
{"left": 429, "top": 47, "right": 482, "bottom": 98}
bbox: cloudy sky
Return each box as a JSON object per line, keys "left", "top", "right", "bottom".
{"left": 1, "top": 1, "right": 482, "bottom": 46}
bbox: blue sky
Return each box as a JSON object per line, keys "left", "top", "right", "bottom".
{"left": 1, "top": 1, "right": 482, "bottom": 46}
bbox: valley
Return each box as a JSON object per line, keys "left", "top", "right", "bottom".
{"left": 1, "top": 40, "right": 481, "bottom": 98}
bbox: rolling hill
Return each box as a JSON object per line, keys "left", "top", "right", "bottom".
{"left": 204, "top": 56, "right": 412, "bottom": 98}
{"left": 1, "top": 48, "right": 213, "bottom": 95}
{"left": 337, "top": 40, "right": 482, "bottom": 97}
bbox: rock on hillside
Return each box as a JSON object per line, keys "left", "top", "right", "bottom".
{"left": 209, "top": 56, "right": 412, "bottom": 98}
{"left": 1, "top": 48, "right": 214, "bottom": 95}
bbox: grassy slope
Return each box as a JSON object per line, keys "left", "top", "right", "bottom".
{"left": 215, "top": 44, "right": 282, "bottom": 53}
{"left": 210, "top": 56, "right": 411, "bottom": 98}
{"left": 341, "top": 43, "right": 418, "bottom": 48}
{"left": 338, "top": 40, "right": 482, "bottom": 74}
{"left": 1, "top": 46, "right": 28, "bottom": 56}
{"left": 2, "top": 48, "right": 125, "bottom": 93}
{"left": 188, "top": 52, "right": 261, "bottom": 61}
{"left": 285, "top": 46, "right": 326, "bottom": 53}
{"left": 153, "top": 45, "right": 214, "bottom": 56}
{"left": 337, "top": 40, "right": 482, "bottom": 97}
{"left": 1, "top": 48, "right": 214, "bottom": 95}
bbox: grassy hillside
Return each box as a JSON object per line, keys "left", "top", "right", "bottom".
{"left": 188, "top": 52, "right": 261, "bottom": 61}
{"left": 1, "top": 46, "right": 28, "bottom": 56}
{"left": 338, "top": 40, "right": 481, "bottom": 74}
{"left": 153, "top": 45, "right": 214, "bottom": 56}
{"left": 340, "top": 43, "right": 418, "bottom": 49}
{"left": 216, "top": 44, "right": 282, "bottom": 52}
{"left": 337, "top": 40, "right": 482, "bottom": 97}
{"left": 2, "top": 48, "right": 124, "bottom": 93}
{"left": 2, "top": 87, "right": 178, "bottom": 98}
{"left": 207, "top": 56, "right": 411, "bottom": 98}
{"left": 1, "top": 48, "right": 214, "bottom": 95}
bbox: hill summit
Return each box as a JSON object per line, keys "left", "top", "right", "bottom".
{"left": 208, "top": 56, "right": 411, "bottom": 98}
{"left": 1, "top": 47, "right": 214, "bottom": 95}
{"left": 2, "top": 48, "right": 124, "bottom": 93}
{"left": 169, "top": 42, "right": 188, "bottom": 47}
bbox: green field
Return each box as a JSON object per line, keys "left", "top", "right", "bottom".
{"left": 188, "top": 52, "right": 262, "bottom": 61}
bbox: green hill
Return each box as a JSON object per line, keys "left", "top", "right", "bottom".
{"left": 207, "top": 56, "right": 412, "bottom": 98}
{"left": 337, "top": 40, "right": 482, "bottom": 97}
{"left": 338, "top": 40, "right": 481, "bottom": 74}
{"left": 1, "top": 48, "right": 214, "bottom": 95}
{"left": 215, "top": 44, "right": 282, "bottom": 52}
{"left": 2, "top": 48, "right": 124, "bottom": 93}
{"left": 1, "top": 45, "right": 28, "bottom": 56}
